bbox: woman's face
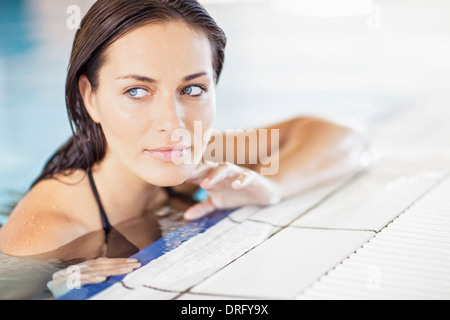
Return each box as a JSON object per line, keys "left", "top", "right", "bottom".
{"left": 85, "top": 21, "right": 216, "bottom": 186}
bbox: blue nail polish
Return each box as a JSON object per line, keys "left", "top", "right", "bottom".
{"left": 193, "top": 188, "right": 209, "bottom": 202}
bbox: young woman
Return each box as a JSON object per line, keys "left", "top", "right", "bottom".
{"left": 0, "top": 0, "right": 368, "bottom": 293}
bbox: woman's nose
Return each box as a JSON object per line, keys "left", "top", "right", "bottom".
{"left": 154, "top": 95, "right": 186, "bottom": 134}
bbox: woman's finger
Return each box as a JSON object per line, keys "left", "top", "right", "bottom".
{"left": 53, "top": 258, "right": 140, "bottom": 279}
{"left": 84, "top": 257, "right": 138, "bottom": 266}
{"left": 184, "top": 198, "right": 217, "bottom": 221}
{"left": 186, "top": 162, "right": 218, "bottom": 184}
{"left": 231, "top": 172, "right": 254, "bottom": 189}
{"left": 48, "top": 259, "right": 140, "bottom": 299}
{"left": 79, "top": 274, "right": 108, "bottom": 284}
{"left": 82, "top": 264, "right": 141, "bottom": 277}
{"left": 201, "top": 164, "right": 241, "bottom": 189}
{"left": 77, "top": 258, "right": 138, "bottom": 270}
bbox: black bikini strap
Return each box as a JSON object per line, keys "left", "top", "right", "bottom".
{"left": 165, "top": 186, "right": 174, "bottom": 197}
{"left": 87, "top": 168, "right": 112, "bottom": 234}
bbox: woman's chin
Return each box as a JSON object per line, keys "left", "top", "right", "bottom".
{"left": 140, "top": 165, "right": 196, "bottom": 187}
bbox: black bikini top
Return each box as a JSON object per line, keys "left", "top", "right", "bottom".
{"left": 87, "top": 168, "right": 113, "bottom": 234}
{"left": 87, "top": 168, "right": 170, "bottom": 258}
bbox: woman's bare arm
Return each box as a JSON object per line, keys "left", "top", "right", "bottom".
{"left": 205, "top": 116, "right": 370, "bottom": 199}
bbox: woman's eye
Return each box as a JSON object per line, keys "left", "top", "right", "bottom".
{"left": 181, "top": 85, "right": 206, "bottom": 97}
{"left": 126, "top": 88, "right": 149, "bottom": 99}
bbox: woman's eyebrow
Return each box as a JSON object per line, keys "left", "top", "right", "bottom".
{"left": 183, "top": 72, "right": 209, "bottom": 82}
{"left": 116, "top": 72, "right": 210, "bottom": 83}
{"left": 116, "top": 74, "right": 157, "bottom": 83}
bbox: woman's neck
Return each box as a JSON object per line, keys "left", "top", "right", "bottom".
{"left": 90, "top": 152, "right": 162, "bottom": 226}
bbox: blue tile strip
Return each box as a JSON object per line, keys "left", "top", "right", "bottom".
{"left": 58, "top": 209, "right": 234, "bottom": 300}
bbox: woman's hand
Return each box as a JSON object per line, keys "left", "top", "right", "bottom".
{"left": 47, "top": 258, "right": 141, "bottom": 298}
{"left": 184, "top": 161, "right": 281, "bottom": 220}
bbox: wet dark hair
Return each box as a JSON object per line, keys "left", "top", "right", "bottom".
{"left": 31, "top": 0, "right": 226, "bottom": 187}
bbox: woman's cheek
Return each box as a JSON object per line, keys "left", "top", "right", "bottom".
{"left": 101, "top": 107, "right": 144, "bottom": 157}
{"left": 193, "top": 105, "right": 216, "bottom": 163}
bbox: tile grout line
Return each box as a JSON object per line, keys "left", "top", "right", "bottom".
{"left": 65, "top": 210, "right": 236, "bottom": 300}
{"left": 101, "top": 169, "right": 448, "bottom": 299}
{"left": 288, "top": 225, "right": 377, "bottom": 233}
{"left": 178, "top": 173, "right": 366, "bottom": 298}
{"left": 120, "top": 280, "right": 180, "bottom": 294}
{"left": 278, "top": 171, "right": 368, "bottom": 229}
{"left": 97, "top": 169, "right": 448, "bottom": 299}
{"left": 283, "top": 168, "right": 450, "bottom": 236}
{"left": 371, "top": 171, "right": 450, "bottom": 235}
{"left": 101, "top": 214, "right": 246, "bottom": 299}
{"left": 292, "top": 171, "right": 450, "bottom": 299}
{"left": 108, "top": 214, "right": 276, "bottom": 299}
{"left": 177, "top": 172, "right": 369, "bottom": 298}
{"left": 232, "top": 171, "right": 366, "bottom": 229}
{"left": 258, "top": 172, "right": 367, "bottom": 241}
{"left": 174, "top": 290, "right": 275, "bottom": 300}
{"left": 179, "top": 225, "right": 282, "bottom": 300}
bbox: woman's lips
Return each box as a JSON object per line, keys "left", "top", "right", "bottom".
{"left": 144, "top": 147, "right": 191, "bottom": 162}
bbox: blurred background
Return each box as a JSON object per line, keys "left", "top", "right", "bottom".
{"left": 0, "top": 0, "right": 450, "bottom": 216}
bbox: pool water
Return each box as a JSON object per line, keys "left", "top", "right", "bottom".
{"left": 0, "top": 252, "right": 57, "bottom": 300}
{"left": 0, "top": 189, "right": 199, "bottom": 300}
{"left": 0, "top": 215, "right": 7, "bottom": 226}
{"left": 0, "top": 0, "right": 75, "bottom": 216}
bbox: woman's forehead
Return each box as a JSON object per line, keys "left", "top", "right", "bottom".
{"left": 101, "top": 21, "right": 214, "bottom": 80}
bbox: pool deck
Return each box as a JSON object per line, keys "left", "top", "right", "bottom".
{"left": 61, "top": 95, "right": 450, "bottom": 300}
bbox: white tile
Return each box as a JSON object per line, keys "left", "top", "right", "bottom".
{"left": 122, "top": 218, "right": 240, "bottom": 289}
{"left": 190, "top": 227, "right": 374, "bottom": 299}
{"left": 248, "top": 177, "right": 350, "bottom": 227}
{"left": 90, "top": 283, "right": 178, "bottom": 300}
{"left": 291, "top": 169, "right": 439, "bottom": 231}
{"left": 123, "top": 219, "right": 279, "bottom": 292}
{"left": 176, "top": 293, "right": 248, "bottom": 300}
{"left": 368, "top": 146, "right": 450, "bottom": 177}
{"left": 227, "top": 205, "right": 261, "bottom": 223}
{"left": 297, "top": 179, "right": 450, "bottom": 300}
{"left": 371, "top": 101, "right": 450, "bottom": 150}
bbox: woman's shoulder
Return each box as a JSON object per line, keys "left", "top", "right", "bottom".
{"left": 0, "top": 169, "right": 95, "bottom": 256}
{"left": 24, "top": 169, "right": 91, "bottom": 211}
